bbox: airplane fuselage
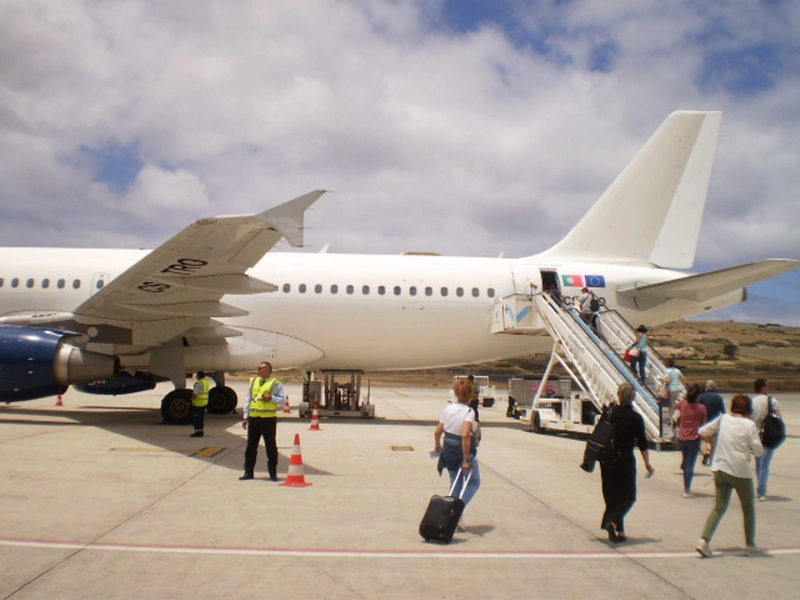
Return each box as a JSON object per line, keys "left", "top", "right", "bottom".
{"left": 0, "top": 248, "right": 743, "bottom": 373}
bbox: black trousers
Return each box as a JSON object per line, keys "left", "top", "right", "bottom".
{"left": 600, "top": 455, "right": 637, "bottom": 532}
{"left": 191, "top": 405, "right": 205, "bottom": 432}
{"left": 243, "top": 417, "right": 278, "bottom": 477}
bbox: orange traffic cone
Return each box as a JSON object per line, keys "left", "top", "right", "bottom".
{"left": 309, "top": 403, "right": 322, "bottom": 431}
{"left": 280, "top": 433, "right": 312, "bottom": 487}
{"left": 55, "top": 394, "right": 64, "bottom": 407}
{"left": 283, "top": 395, "right": 292, "bottom": 414}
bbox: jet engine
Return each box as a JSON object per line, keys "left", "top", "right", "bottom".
{"left": 0, "top": 326, "right": 119, "bottom": 402}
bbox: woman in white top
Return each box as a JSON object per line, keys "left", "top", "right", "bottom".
{"left": 434, "top": 378, "right": 481, "bottom": 508}
{"left": 695, "top": 394, "right": 764, "bottom": 558}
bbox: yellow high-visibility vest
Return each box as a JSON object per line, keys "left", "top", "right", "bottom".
{"left": 248, "top": 376, "right": 279, "bottom": 418}
{"left": 192, "top": 378, "right": 211, "bottom": 407}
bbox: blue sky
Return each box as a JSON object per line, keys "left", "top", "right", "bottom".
{"left": 0, "top": 0, "right": 798, "bottom": 324}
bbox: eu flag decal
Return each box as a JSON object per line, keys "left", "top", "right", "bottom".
{"left": 584, "top": 275, "right": 606, "bottom": 288}
{"left": 561, "top": 274, "right": 585, "bottom": 287}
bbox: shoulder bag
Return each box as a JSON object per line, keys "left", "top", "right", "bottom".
{"left": 760, "top": 396, "right": 786, "bottom": 449}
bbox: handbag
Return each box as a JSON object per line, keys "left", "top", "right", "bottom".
{"left": 623, "top": 349, "right": 634, "bottom": 362}
{"left": 760, "top": 396, "right": 786, "bottom": 449}
{"left": 657, "top": 383, "right": 669, "bottom": 401}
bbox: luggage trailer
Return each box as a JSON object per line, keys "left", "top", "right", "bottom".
{"left": 299, "top": 369, "right": 376, "bottom": 419}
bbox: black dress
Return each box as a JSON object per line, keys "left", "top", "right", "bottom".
{"left": 600, "top": 403, "right": 648, "bottom": 533}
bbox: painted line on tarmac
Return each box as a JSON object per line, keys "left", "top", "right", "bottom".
{"left": 2, "top": 538, "right": 800, "bottom": 559}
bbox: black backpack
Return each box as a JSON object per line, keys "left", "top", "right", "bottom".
{"left": 580, "top": 405, "right": 617, "bottom": 472}
{"left": 760, "top": 397, "right": 786, "bottom": 449}
{"left": 590, "top": 294, "right": 600, "bottom": 312}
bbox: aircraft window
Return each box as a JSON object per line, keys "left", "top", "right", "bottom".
{"left": 409, "top": 286, "right": 417, "bottom": 296}
{"left": 393, "top": 286, "right": 401, "bottom": 296}
{"left": 96, "top": 280, "right": 104, "bottom": 289}
{"left": 57, "top": 279, "right": 65, "bottom": 289}
{"left": 487, "top": 288, "right": 495, "bottom": 298}
{"left": 283, "top": 283, "right": 291, "bottom": 293}
{"left": 42, "top": 279, "right": 50, "bottom": 289}
{"left": 346, "top": 285, "right": 354, "bottom": 294}
{"left": 472, "top": 287, "right": 479, "bottom": 298}
{"left": 11, "top": 278, "right": 19, "bottom": 288}
{"left": 362, "top": 285, "right": 370, "bottom": 295}
{"left": 299, "top": 283, "right": 307, "bottom": 293}
{"left": 440, "top": 287, "right": 448, "bottom": 297}
{"left": 315, "top": 284, "right": 323, "bottom": 294}
{"left": 425, "top": 286, "right": 433, "bottom": 296}
{"left": 456, "top": 287, "right": 464, "bottom": 297}
{"left": 378, "top": 285, "right": 385, "bottom": 295}
{"left": 27, "top": 278, "right": 34, "bottom": 288}
{"left": 331, "top": 284, "right": 338, "bottom": 294}
{"left": 72, "top": 279, "right": 81, "bottom": 289}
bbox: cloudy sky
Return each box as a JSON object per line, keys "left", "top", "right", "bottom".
{"left": 1, "top": 0, "right": 798, "bottom": 324}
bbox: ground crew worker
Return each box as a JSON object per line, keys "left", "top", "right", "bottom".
{"left": 190, "top": 371, "right": 212, "bottom": 438}
{"left": 240, "top": 361, "right": 286, "bottom": 481}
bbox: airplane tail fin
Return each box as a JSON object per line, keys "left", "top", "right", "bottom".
{"left": 539, "top": 111, "right": 722, "bottom": 268}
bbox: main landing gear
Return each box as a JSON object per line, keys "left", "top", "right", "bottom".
{"left": 160, "top": 385, "right": 238, "bottom": 424}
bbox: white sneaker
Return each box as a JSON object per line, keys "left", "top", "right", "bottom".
{"left": 456, "top": 520, "right": 467, "bottom": 532}
{"left": 696, "top": 539, "right": 713, "bottom": 558}
{"left": 745, "top": 545, "right": 767, "bottom": 557}
{"left": 757, "top": 495, "right": 767, "bottom": 502}
{"left": 683, "top": 490, "right": 694, "bottom": 499}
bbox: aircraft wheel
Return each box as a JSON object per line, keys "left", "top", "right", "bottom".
{"left": 161, "top": 388, "right": 193, "bottom": 424}
{"left": 207, "top": 386, "right": 238, "bottom": 414}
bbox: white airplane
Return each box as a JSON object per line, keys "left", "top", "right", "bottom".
{"left": 1, "top": 111, "right": 797, "bottom": 421}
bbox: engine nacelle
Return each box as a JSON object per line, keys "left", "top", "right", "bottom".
{"left": 0, "top": 326, "right": 119, "bottom": 402}
{"left": 75, "top": 371, "right": 157, "bottom": 396}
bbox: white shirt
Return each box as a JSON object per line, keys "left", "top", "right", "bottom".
{"left": 439, "top": 403, "right": 476, "bottom": 436}
{"left": 699, "top": 414, "right": 763, "bottom": 478}
{"left": 751, "top": 394, "right": 780, "bottom": 429}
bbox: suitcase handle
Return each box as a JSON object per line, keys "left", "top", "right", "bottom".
{"left": 448, "top": 467, "right": 473, "bottom": 499}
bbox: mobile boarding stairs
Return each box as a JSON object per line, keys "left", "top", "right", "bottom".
{"left": 492, "top": 292, "right": 673, "bottom": 445}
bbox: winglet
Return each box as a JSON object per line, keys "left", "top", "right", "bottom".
{"left": 257, "top": 190, "right": 326, "bottom": 247}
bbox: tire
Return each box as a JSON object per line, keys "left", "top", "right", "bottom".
{"left": 207, "top": 386, "right": 238, "bottom": 414}
{"left": 161, "top": 388, "right": 193, "bottom": 424}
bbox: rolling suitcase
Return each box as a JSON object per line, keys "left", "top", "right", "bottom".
{"left": 419, "top": 469, "right": 472, "bottom": 543}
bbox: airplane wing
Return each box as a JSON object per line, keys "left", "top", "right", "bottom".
{"left": 618, "top": 259, "right": 799, "bottom": 309}
{"left": 73, "top": 190, "right": 325, "bottom": 347}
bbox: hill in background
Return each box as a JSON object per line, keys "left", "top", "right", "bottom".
{"left": 303, "top": 320, "right": 800, "bottom": 392}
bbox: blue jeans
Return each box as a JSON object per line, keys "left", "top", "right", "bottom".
{"left": 756, "top": 447, "right": 776, "bottom": 497}
{"left": 679, "top": 438, "right": 701, "bottom": 491}
{"left": 630, "top": 352, "right": 647, "bottom": 382}
{"left": 439, "top": 435, "right": 480, "bottom": 507}
{"left": 447, "top": 460, "right": 481, "bottom": 507}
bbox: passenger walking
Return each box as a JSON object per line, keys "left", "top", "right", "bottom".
{"left": 660, "top": 357, "right": 686, "bottom": 430}
{"left": 674, "top": 384, "right": 707, "bottom": 497}
{"left": 433, "top": 377, "right": 480, "bottom": 527}
{"left": 599, "top": 383, "right": 655, "bottom": 543}
{"left": 751, "top": 379, "right": 783, "bottom": 501}
{"left": 698, "top": 380, "right": 726, "bottom": 465}
{"left": 240, "top": 362, "right": 286, "bottom": 481}
{"left": 190, "top": 371, "right": 212, "bottom": 438}
{"left": 628, "top": 326, "right": 649, "bottom": 384}
{"left": 696, "top": 394, "right": 764, "bottom": 557}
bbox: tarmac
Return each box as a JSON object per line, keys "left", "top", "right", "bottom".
{"left": 1, "top": 382, "right": 798, "bottom": 600}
